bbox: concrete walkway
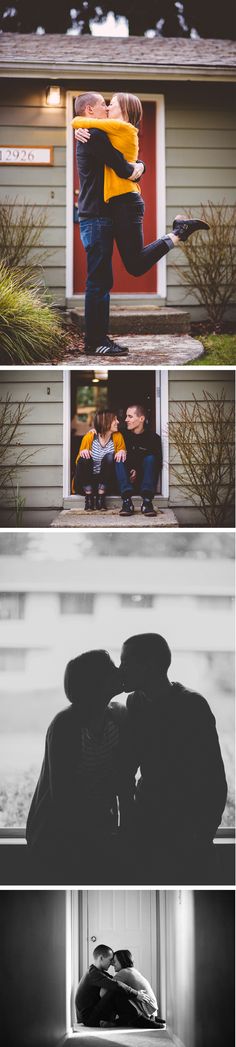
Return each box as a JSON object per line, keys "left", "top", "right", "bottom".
{"left": 64, "top": 334, "right": 203, "bottom": 366}
{"left": 51, "top": 508, "right": 178, "bottom": 529}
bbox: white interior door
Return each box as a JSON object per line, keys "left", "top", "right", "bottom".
{"left": 85, "top": 890, "right": 157, "bottom": 991}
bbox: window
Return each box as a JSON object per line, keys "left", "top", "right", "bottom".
{"left": 60, "top": 593, "right": 94, "bottom": 615}
{"left": 121, "top": 594, "right": 154, "bottom": 609}
{"left": 0, "top": 593, "right": 25, "bottom": 619}
{"left": 0, "top": 648, "right": 25, "bottom": 671}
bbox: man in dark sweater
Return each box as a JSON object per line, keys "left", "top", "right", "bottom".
{"left": 117, "top": 403, "right": 162, "bottom": 516}
{"left": 75, "top": 943, "right": 155, "bottom": 1027}
{"left": 75, "top": 92, "right": 144, "bottom": 357}
{"left": 120, "top": 633, "right": 228, "bottom": 882}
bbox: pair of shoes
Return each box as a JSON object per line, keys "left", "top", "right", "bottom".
{"left": 85, "top": 336, "right": 129, "bottom": 357}
{"left": 141, "top": 497, "right": 157, "bottom": 516}
{"left": 84, "top": 493, "right": 107, "bottom": 510}
{"left": 120, "top": 496, "right": 134, "bottom": 516}
{"left": 173, "top": 214, "right": 210, "bottom": 242}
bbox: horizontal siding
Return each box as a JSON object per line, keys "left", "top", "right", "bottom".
{"left": 165, "top": 83, "right": 236, "bottom": 318}
{"left": 168, "top": 372, "right": 235, "bottom": 519}
{"left": 0, "top": 83, "right": 66, "bottom": 301}
{"left": 0, "top": 373, "right": 63, "bottom": 520}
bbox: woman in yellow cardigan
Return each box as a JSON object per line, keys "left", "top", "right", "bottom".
{"left": 73, "top": 408, "right": 128, "bottom": 511}
{"left": 73, "top": 92, "right": 209, "bottom": 278}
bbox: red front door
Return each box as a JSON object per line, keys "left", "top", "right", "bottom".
{"left": 73, "top": 101, "right": 157, "bottom": 295}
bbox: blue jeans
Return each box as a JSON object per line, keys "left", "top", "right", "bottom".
{"left": 116, "top": 455, "right": 157, "bottom": 498}
{"left": 79, "top": 217, "right": 114, "bottom": 347}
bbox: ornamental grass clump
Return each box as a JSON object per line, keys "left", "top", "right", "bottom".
{"left": 176, "top": 201, "right": 236, "bottom": 329}
{"left": 168, "top": 389, "right": 235, "bottom": 527}
{"left": 0, "top": 262, "right": 65, "bottom": 363}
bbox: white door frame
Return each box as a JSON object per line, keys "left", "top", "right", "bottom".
{"left": 63, "top": 370, "right": 169, "bottom": 501}
{"left": 67, "top": 891, "right": 165, "bottom": 1031}
{"left": 66, "top": 90, "right": 166, "bottom": 302}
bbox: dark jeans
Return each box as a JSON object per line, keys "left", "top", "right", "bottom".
{"left": 79, "top": 216, "right": 113, "bottom": 347}
{"left": 81, "top": 986, "right": 154, "bottom": 1028}
{"left": 110, "top": 194, "right": 170, "bottom": 277}
{"left": 116, "top": 454, "right": 158, "bottom": 499}
{"left": 74, "top": 453, "right": 126, "bottom": 495}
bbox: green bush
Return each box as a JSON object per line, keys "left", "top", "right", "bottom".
{"left": 0, "top": 262, "right": 65, "bottom": 363}
{"left": 176, "top": 201, "right": 236, "bottom": 329}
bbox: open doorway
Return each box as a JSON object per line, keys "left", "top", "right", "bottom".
{"left": 63, "top": 370, "right": 169, "bottom": 503}
{"left": 69, "top": 891, "right": 161, "bottom": 1035}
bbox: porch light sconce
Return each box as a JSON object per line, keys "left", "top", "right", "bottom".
{"left": 46, "top": 85, "right": 61, "bottom": 107}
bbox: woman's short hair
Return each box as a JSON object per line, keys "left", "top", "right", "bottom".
{"left": 93, "top": 409, "right": 116, "bottom": 436}
{"left": 116, "top": 93, "right": 143, "bottom": 129}
{"left": 64, "top": 649, "right": 115, "bottom": 721}
{"left": 114, "top": 949, "right": 134, "bottom": 969}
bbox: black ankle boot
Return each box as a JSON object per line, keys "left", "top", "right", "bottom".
{"left": 141, "top": 498, "right": 157, "bottom": 516}
{"left": 96, "top": 492, "right": 107, "bottom": 510}
{"left": 120, "top": 497, "right": 134, "bottom": 516}
{"left": 173, "top": 215, "right": 209, "bottom": 242}
{"left": 84, "top": 493, "right": 94, "bottom": 511}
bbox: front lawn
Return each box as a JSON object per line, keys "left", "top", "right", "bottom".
{"left": 187, "top": 334, "right": 236, "bottom": 366}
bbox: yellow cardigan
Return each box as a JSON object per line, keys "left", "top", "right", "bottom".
{"left": 72, "top": 116, "right": 140, "bottom": 202}
{"left": 75, "top": 430, "right": 126, "bottom": 464}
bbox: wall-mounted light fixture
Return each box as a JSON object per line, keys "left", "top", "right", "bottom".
{"left": 46, "top": 85, "right": 61, "bottom": 107}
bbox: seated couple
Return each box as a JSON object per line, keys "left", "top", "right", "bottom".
{"left": 76, "top": 944, "right": 163, "bottom": 1029}
{"left": 73, "top": 403, "right": 162, "bottom": 517}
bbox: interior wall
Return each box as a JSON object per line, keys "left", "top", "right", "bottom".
{"left": 0, "top": 891, "right": 67, "bottom": 1047}
{"left": 194, "top": 890, "right": 235, "bottom": 1047}
{"left": 165, "top": 890, "right": 195, "bottom": 1047}
{"left": 165, "top": 890, "right": 235, "bottom": 1047}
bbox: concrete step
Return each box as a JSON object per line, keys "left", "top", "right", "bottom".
{"left": 51, "top": 507, "right": 179, "bottom": 529}
{"left": 68, "top": 306, "right": 191, "bottom": 336}
{"left": 66, "top": 334, "right": 203, "bottom": 366}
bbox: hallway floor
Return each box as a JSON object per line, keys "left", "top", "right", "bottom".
{"left": 66, "top": 1031, "right": 173, "bottom": 1047}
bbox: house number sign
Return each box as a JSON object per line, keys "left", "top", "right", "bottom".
{"left": 0, "top": 146, "right": 53, "bottom": 165}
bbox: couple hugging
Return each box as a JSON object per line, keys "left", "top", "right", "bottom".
{"left": 26, "top": 633, "right": 227, "bottom": 883}
{"left": 75, "top": 943, "right": 164, "bottom": 1030}
{"left": 73, "top": 402, "right": 162, "bottom": 517}
{"left": 73, "top": 90, "right": 209, "bottom": 356}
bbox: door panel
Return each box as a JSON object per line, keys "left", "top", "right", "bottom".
{"left": 86, "top": 890, "right": 157, "bottom": 988}
{"left": 73, "top": 101, "right": 157, "bottom": 294}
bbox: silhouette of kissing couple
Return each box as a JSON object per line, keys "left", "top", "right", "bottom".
{"left": 27, "top": 632, "right": 227, "bottom": 884}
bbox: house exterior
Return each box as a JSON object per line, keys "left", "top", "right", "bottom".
{"left": 0, "top": 35, "right": 235, "bottom": 320}
{"left": 0, "top": 367, "right": 234, "bottom": 527}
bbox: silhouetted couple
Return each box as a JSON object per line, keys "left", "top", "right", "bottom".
{"left": 75, "top": 944, "right": 162, "bottom": 1029}
{"left": 26, "top": 633, "right": 227, "bottom": 884}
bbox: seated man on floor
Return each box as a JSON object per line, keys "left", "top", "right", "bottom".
{"left": 118, "top": 403, "right": 162, "bottom": 517}
{"left": 75, "top": 943, "right": 155, "bottom": 1028}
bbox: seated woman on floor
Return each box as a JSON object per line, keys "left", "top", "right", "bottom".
{"left": 112, "top": 949, "right": 158, "bottom": 1022}
{"left": 73, "top": 408, "right": 127, "bottom": 511}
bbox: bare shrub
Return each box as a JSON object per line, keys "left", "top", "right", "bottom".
{"left": 176, "top": 201, "right": 236, "bottom": 329}
{"left": 168, "top": 389, "right": 235, "bottom": 526}
{"left": 0, "top": 393, "right": 38, "bottom": 522}
{"left": 0, "top": 196, "right": 49, "bottom": 271}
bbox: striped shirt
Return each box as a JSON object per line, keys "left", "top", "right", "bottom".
{"left": 91, "top": 435, "right": 114, "bottom": 474}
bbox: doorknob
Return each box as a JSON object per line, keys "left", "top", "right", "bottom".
{"left": 91, "top": 936, "right": 97, "bottom": 942}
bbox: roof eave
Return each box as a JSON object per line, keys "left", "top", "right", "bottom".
{"left": 0, "top": 62, "right": 235, "bottom": 81}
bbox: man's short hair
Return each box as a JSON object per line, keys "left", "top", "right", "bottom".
{"left": 122, "top": 633, "right": 171, "bottom": 674}
{"left": 75, "top": 92, "right": 103, "bottom": 115}
{"left": 93, "top": 944, "right": 113, "bottom": 961}
{"left": 128, "top": 404, "right": 146, "bottom": 418}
